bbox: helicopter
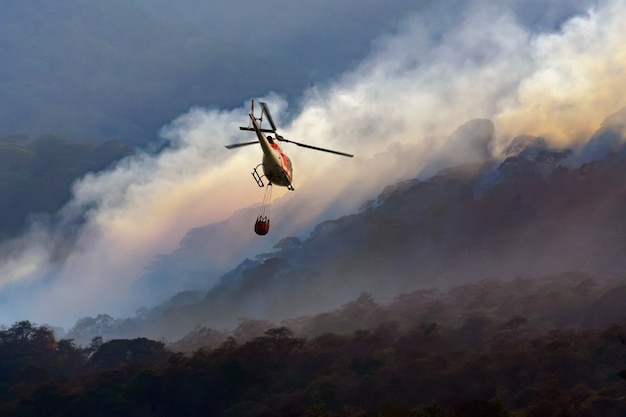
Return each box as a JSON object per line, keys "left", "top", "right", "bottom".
{"left": 225, "top": 100, "right": 353, "bottom": 235}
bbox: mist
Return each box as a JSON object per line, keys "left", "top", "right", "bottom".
{"left": 1, "top": 0, "right": 625, "bottom": 328}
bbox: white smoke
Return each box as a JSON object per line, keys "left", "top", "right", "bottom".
{"left": 1, "top": 0, "right": 625, "bottom": 327}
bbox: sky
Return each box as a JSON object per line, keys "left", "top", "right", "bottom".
{"left": 1, "top": 0, "right": 626, "bottom": 328}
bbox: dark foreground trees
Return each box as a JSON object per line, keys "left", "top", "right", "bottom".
{"left": 0, "top": 318, "right": 625, "bottom": 417}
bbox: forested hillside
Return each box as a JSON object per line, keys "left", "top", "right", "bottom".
{"left": 1, "top": 1, "right": 625, "bottom": 414}
{"left": 2, "top": 127, "right": 626, "bottom": 417}
{"left": 2, "top": 272, "right": 626, "bottom": 416}
{"left": 66, "top": 135, "right": 626, "bottom": 342}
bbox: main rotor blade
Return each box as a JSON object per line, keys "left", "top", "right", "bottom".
{"left": 259, "top": 102, "right": 278, "bottom": 132}
{"left": 224, "top": 141, "right": 258, "bottom": 149}
{"left": 277, "top": 137, "right": 354, "bottom": 158}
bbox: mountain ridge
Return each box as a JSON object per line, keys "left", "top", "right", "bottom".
{"left": 64, "top": 118, "right": 626, "bottom": 342}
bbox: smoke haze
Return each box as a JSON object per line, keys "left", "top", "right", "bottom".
{"left": 1, "top": 0, "right": 625, "bottom": 328}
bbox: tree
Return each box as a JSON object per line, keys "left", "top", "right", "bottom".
{"left": 499, "top": 316, "right": 528, "bottom": 333}
{"left": 66, "top": 314, "right": 117, "bottom": 346}
{"left": 450, "top": 397, "right": 512, "bottom": 417}
{"left": 409, "top": 403, "right": 444, "bottom": 417}
{"left": 91, "top": 338, "right": 170, "bottom": 369}
{"left": 232, "top": 318, "right": 275, "bottom": 343}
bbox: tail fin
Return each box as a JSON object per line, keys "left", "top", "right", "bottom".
{"left": 239, "top": 99, "right": 273, "bottom": 132}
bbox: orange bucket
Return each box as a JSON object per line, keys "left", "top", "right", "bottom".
{"left": 254, "top": 219, "right": 270, "bottom": 235}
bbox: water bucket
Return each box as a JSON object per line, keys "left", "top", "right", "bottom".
{"left": 254, "top": 219, "right": 270, "bottom": 235}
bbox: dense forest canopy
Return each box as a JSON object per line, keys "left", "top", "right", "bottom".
{"left": 1, "top": 272, "right": 625, "bottom": 416}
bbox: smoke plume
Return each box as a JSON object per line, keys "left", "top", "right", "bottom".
{"left": 1, "top": 0, "right": 625, "bottom": 327}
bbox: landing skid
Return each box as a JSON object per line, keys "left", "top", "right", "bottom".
{"left": 252, "top": 165, "right": 265, "bottom": 188}
{"left": 251, "top": 164, "right": 295, "bottom": 190}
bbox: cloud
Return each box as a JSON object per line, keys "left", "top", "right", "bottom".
{"left": 0, "top": 0, "right": 624, "bottom": 328}
{"left": 495, "top": 0, "right": 626, "bottom": 146}
{"left": 286, "top": 0, "right": 626, "bottom": 170}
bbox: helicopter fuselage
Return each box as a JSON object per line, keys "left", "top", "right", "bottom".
{"left": 250, "top": 114, "right": 293, "bottom": 188}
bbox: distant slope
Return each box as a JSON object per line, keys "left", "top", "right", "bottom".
{"left": 0, "top": 1, "right": 304, "bottom": 145}
{"left": 0, "top": 134, "right": 133, "bottom": 238}
{"left": 66, "top": 130, "right": 626, "bottom": 341}
{"left": 195, "top": 142, "right": 626, "bottom": 324}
